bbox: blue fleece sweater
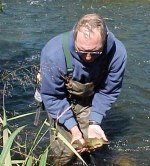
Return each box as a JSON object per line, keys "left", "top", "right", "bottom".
{"left": 40, "top": 30, "right": 127, "bottom": 130}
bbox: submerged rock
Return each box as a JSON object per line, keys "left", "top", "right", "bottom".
{"left": 112, "top": 154, "right": 136, "bottom": 166}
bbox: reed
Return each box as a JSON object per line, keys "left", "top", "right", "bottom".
{"left": 0, "top": 0, "right": 4, "bottom": 13}
{"left": 0, "top": 108, "right": 87, "bottom": 166}
{"left": 0, "top": 63, "right": 87, "bottom": 165}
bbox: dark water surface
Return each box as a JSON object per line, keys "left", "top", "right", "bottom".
{"left": 0, "top": 0, "right": 150, "bottom": 165}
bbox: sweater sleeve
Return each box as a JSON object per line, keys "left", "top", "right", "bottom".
{"left": 40, "top": 41, "right": 77, "bottom": 130}
{"left": 90, "top": 43, "right": 127, "bottom": 124}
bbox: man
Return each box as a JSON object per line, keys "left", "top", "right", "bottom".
{"left": 40, "top": 13, "right": 127, "bottom": 165}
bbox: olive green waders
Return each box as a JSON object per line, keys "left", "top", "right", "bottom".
{"left": 49, "top": 79, "right": 94, "bottom": 166}
{"left": 32, "top": 32, "right": 113, "bottom": 165}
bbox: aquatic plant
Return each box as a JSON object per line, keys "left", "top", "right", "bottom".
{"left": 0, "top": 87, "right": 87, "bottom": 166}
{"left": 0, "top": 61, "right": 88, "bottom": 165}
{"left": 0, "top": 84, "right": 48, "bottom": 165}
{"left": 0, "top": 101, "right": 49, "bottom": 165}
{"left": 0, "top": 108, "right": 87, "bottom": 165}
{"left": 0, "top": 63, "right": 38, "bottom": 97}
{"left": 0, "top": 0, "right": 4, "bottom": 13}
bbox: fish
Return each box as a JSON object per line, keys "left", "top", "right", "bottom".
{"left": 72, "top": 138, "right": 109, "bottom": 151}
{"left": 86, "top": 138, "right": 109, "bottom": 150}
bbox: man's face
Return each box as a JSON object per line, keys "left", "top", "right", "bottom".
{"left": 75, "top": 27, "right": 104, "bottom": 63}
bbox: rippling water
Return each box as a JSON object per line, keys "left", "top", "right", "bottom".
{"left": 0, "top": 0, "right": 150, "bottom": 165}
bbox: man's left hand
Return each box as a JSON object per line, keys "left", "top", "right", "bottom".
{"left": 88, "top": 125, "right": 108, "bottom": 149}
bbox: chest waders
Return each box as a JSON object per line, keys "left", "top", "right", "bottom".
{"left": 48, "top": 33, "right": 114, "bottom": 166}
{"left": 49, "top": 33, "right": 94, "bottom": 166}
{"left": 49, "top": 32, "right": 95, "bottom": 166}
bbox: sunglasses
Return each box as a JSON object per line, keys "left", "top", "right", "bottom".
{"left": 75, "top": 49, "right": 103, "bottom": 57}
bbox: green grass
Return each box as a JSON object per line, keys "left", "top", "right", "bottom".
{"left": 0, "top": 106, "right": 87, "bottom": 166}
{"left": 0, "top": 101, "right": 50, "bottom": 166}
{"left": 0, "top": 68, "right": 87, "bottom": 165}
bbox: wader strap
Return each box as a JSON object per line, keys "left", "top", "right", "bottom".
{"left": 62, "top": 32, "right": 73, "bottom": 76}
{"left": 34, "top": 32, "right": 74, "bottom": 126}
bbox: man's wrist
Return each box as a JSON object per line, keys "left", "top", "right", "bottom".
{"left": 89, "top": 120, "right": 100, "bottom": 125}
{"left": 70, "top": 125, "right": 80, "bottom": 134}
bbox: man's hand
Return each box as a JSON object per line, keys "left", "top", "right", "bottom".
{"left": 88, "top": 125, "right": 108, "bottom": 149}
{"left": 70, "top": 125, "right": 87, "bottom": 153}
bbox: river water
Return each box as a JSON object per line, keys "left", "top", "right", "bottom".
{"left": 0, "top": 0, "right": 150, "bottom": 165}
